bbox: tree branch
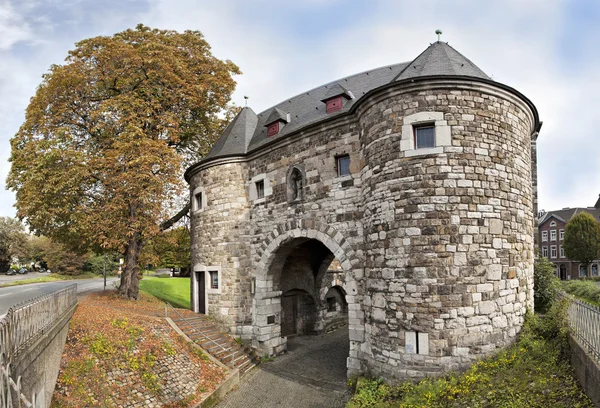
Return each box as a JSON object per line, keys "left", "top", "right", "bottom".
{"left": 160, "top": 203, "right": 190, "bottom": 231}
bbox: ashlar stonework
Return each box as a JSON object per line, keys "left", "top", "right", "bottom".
{"left": 184, "top": 40, "right": 542, "bottom": 381}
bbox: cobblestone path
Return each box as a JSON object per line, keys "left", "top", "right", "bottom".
{"left": 217, "top": 328, "right": 351, "bottom": 408}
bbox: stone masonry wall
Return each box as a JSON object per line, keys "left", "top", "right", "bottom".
{"left": 357, "top": 84, "right": 536, "bottom": 379}
{"left": 189, "top": 162, "right": 252, "bottom": 333}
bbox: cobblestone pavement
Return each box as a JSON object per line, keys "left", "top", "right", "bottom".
{"left": 217, "top": 328, "right": 351, "bottom": 408}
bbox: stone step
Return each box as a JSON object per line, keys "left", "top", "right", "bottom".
{"left": 170, "top": 314, "right": 258, "bottom": 374}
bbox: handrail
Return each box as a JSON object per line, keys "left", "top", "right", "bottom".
{"left": 559, "top": 291, "right": 600, "bottom": 363}
{"left": 164, "top": 302, "right": 236, "bottom": 367}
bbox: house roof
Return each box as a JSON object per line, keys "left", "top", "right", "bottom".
{"left": 539, "top": 207, "right": 600, "bottom": 226}
{"left": 198, "top": 41, "right": 501, "bottom": 165}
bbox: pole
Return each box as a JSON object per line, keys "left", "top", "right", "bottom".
{"left": 103, "top": 253, "right": 107, "bottom": 291}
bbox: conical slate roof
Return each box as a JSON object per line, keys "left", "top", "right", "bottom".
{"left": 203, "top": 107, "right": 258, "bottom": 160}
{"left": 394, "top": 41, "right": 490, "bottom": 81}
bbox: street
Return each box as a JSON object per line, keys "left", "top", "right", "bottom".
{"left": 0, "top": 277, "right": 118, "bottom": 317}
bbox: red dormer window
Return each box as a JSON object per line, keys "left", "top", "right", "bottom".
{"left": 267, "top": 122, "right": 279, "bottom": 137}
{"left": 326, "top": 96, "right": 343, "bottom": 114}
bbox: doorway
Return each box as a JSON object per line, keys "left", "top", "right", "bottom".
{"left": 197, "top": 271, "right": 206, "bottom": 314}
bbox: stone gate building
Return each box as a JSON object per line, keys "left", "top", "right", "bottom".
{"left": 184, "top": 40, "right": 542, "bottom": 380}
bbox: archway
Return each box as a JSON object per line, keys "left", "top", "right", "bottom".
{"left": 254, "top": 234, "right": 351, "bottom": 388}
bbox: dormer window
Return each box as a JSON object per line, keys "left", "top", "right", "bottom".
{"left": 267, "top": 122, "right": 279, "bottom": 137}
{"left": 321, "top": 83, "right": 352, "bottom": 114}
{"left": 264, "top": 107, "right": 289, "bottom": 137}
{"left": 326, "top": 96, "right": 343, "bottom": 113}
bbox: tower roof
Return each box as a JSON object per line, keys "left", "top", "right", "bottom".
{"left": 203, "top": 107, "right": 257, "bottom": 160}
{"left": 394, "top": 41, "right": 490, "bottom": 82}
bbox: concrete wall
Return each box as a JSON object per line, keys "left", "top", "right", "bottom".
{"left": 570, "top": 335, "right": 600, "bottom": 407}
{"left": 12, "top": 305, "right": 76, "bottom": 407}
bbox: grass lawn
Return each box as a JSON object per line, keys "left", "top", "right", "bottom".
{"left": 560, "top": 279, "right": 600, "bottom": 306}
{"left": 139, "top": 276, "right": 191, "bottom": 309}
{"left": 0, "top": 272, "right": 99, "bottom": 288}
{"left": 349, "top": 301, "right": 593, "bottom": 408}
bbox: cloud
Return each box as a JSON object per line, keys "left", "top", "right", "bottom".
{"left": 0, "top": 0, "right": 33, "bottom": 49}
{"left": 0, "top": 0, "right": 597, "bottom": 218}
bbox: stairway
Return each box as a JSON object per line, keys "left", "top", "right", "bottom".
{"left": 170, "top": 315, "right": 260, "bottom": 376}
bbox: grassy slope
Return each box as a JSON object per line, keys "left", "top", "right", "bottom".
{"left": 139, "top": 276, "right": 191, "bottom": 309}
{"left": 561, "top": 280, "right": 600, "bottom": 306}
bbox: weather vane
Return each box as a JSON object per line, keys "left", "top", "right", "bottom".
{"left": 435, "top": 29, "right": 443, "bottom": 42}
{"left": 244, "top": 96, "right": 249, "bottom": 107}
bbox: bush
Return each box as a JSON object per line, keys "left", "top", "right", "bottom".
{"left": 534, "top": 256, "right": 560, "bottom": 313}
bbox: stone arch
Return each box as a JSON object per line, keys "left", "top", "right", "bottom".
{"left": 252, "top": 221, "right": 364, "bottom": 371}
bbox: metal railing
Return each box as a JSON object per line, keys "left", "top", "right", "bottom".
{"left": 164, "top": 302, "right": 236, "bottom": 367}
{"left": 0, "top": 284, "right": 77, "bottom": 408}
{"left": 563, "top": 293, "right": 600, "bottom": 362}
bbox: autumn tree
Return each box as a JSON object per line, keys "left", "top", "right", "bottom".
{"left": 7, "top": 24, "right": 240, "bottom": 298}
{"left": 563, "top": 212, "right": 600, "bottom": 267}
{"left": 140, "top": 226, "right": 190, "bottom": 273}
{"left": 0, "top": 217, "right": 28, "bottom": 272}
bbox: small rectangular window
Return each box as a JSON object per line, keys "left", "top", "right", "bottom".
{"left": 209, "top": 271, "right": 219, "bottom": 289}
{"left": 579, "top": 265, "right": 587, "bottom": 277}
{"left": 326, "top": 96, "right": 343, "bottom": 113}
{"left": 337, "top": 155, "right": 351, "bottom": 177}
{"left": 195, "top": 192, "right": 203, "bottom": 210}
{"left": 550, "top": 246, "right": 557, "bottom": 259}
{"left": 414, "top": 125, "right": 435, "bottom": 149}
{"left": 560, "top": 246, "right": 565, "bottom": 258}
{"left": 541, "top": 231, "right": 548, "bottom": 242}
{"left": 550, "top": 230, "right": 556, "bottom": 241}
{"left": 542, "top": 246, "right": 548, "bottom": 258}
{"left": 559, "top": 229, "right": 564, "bottom": 240}
{"left": 267, "top": 122, "right": 279, "bottom": 137}
{"left": 256, "top": 180, "right": 265, "bottom": 199}
{"left": 592, "top": 264, "right": 598, "bottom": 276}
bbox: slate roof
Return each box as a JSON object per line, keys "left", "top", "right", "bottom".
{"left": 264, "top": 107, "right": 289, "bottom": 126}
{"left": 394, "top": 41, "right": 490, "bottom": 81}
{"left": 539, "top": 207, "right": 600, "bottom": 226}
{"left": 200, "top": 41, "right": 492, "bottom": 163}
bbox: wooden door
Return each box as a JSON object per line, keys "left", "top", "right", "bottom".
{"left": 197, "top": 271, "right": 206, "bottom": 314}
{"left": 281, "top": 295, "right": 297, "bottom": 336}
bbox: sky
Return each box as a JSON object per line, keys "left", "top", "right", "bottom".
{"left": 1, "top": 0, "right": 599, "bottom": 219}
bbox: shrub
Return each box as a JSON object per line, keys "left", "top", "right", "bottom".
{"left": 534, "top": 256, "right": 560, "bottom": 313}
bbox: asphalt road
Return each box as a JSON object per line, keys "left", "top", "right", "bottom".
{"left": 0, "top": 277, "right": 118, "bottom": 317}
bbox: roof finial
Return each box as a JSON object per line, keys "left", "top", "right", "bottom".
{"left": 244, "top": 95, "right": 249, "bottom": 107}
{"left": 435, "top": 29, "right": 443, "bottom": 42}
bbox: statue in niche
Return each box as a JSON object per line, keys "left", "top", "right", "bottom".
{"left": 290, "top": 168, "right": 303, "bottom": 201}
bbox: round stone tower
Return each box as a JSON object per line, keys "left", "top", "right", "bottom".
{"left": 357, "top": 42, "right": 539, "bottom": 378}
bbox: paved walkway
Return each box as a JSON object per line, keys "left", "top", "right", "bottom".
{"left": 217, "top": 328, "right": 351, "bottom": 408}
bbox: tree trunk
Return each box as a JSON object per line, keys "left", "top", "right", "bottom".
{"left": 119, "top": 233, "right": 142, "bottom": 299}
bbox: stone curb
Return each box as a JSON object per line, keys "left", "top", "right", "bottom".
{"left": 165, "top": 317, "right": 240, "bottom": 407}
